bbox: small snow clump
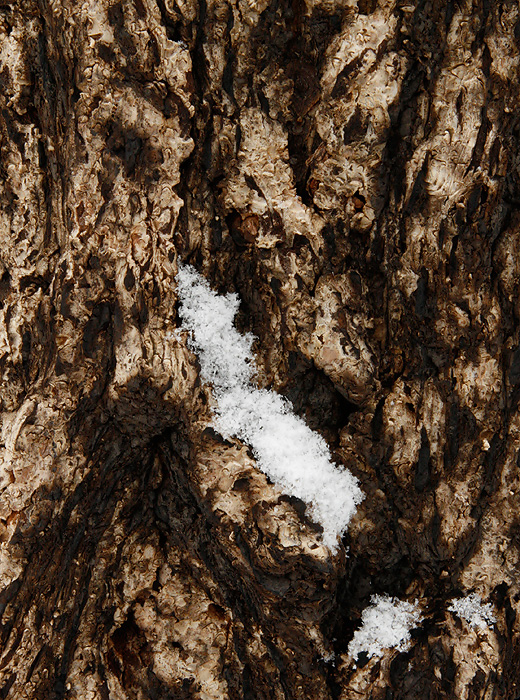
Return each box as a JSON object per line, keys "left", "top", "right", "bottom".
{"left": 175, "top": 263, "right": 364, "bottom": 550}
{"left": 348, "top": 594, "right": 422, "bottom": 661}
{"left": 448, "top": 593, "right": 496, "bottom": 630}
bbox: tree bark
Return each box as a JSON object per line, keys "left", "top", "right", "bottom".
{"left": 1, "top": 0, "right": 519, "bottom": 698}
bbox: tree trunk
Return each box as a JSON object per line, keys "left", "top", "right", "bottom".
{"left": 1, "top": 0, "right": 519, "bottom": 698}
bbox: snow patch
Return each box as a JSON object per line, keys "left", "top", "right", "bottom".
{"left": 348, "top": 595, "right": 422, "bottom": 660}
{"left": 175, "top": 263, "right": 364, "bottom": 550}
{"left": 448, "top": 593, "right": 496, "bottom": 630}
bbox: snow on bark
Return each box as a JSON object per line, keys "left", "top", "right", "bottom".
{"left": 348, "top": 595, "right": 422, "bottom": 661}
{"left": 176, "top": 263, "right": 364, "bottom": 550}
{"left": 448, "top": 593, "right": 496, "bottom": 630}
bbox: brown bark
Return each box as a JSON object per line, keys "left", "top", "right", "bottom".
{"left": 1, "top": 0, "right": 520, "bottom": 698}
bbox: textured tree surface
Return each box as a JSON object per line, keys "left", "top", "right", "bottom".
{"left": 1, "top": 0, "right": 520, "bottom": 698}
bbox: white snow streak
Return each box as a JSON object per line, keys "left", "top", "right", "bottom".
{"left": 448, "top": 593, "right": 496, "bottom": 630}
{"left": 348, "top": 595, "right": 422, "bottom": 660}
{"left": 176, "top": 263, "right": 364, "bottom": 550}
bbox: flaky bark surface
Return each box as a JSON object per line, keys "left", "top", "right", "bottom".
{"left": 1, "top": 0, "right": 520, "bottom": 697}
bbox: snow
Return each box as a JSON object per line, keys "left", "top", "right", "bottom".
{"left": 348, "top": 595, "right": 422, "bottom": 660}
{"left": 448, "top": 593, "right": 496, "bottom": 630}
{"left": 175, "top": 263, "right": 364, "bottom": 550}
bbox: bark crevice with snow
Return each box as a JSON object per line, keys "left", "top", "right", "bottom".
{"left": 1, "top": 0, "right": 519, "bottom": 698}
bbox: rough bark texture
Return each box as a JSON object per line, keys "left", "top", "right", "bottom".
{"left": 1, "top": 0, "right": 520, "bottom": 698}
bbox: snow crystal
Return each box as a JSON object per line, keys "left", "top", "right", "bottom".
{"left": 175, "top": 263, "right": 364, "bottom": 550}
{"left": 448, "top": 593, "right": 496, "bottom": 630}
{"left": 348, "top": 595, "right": 422, "bottom": 660}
